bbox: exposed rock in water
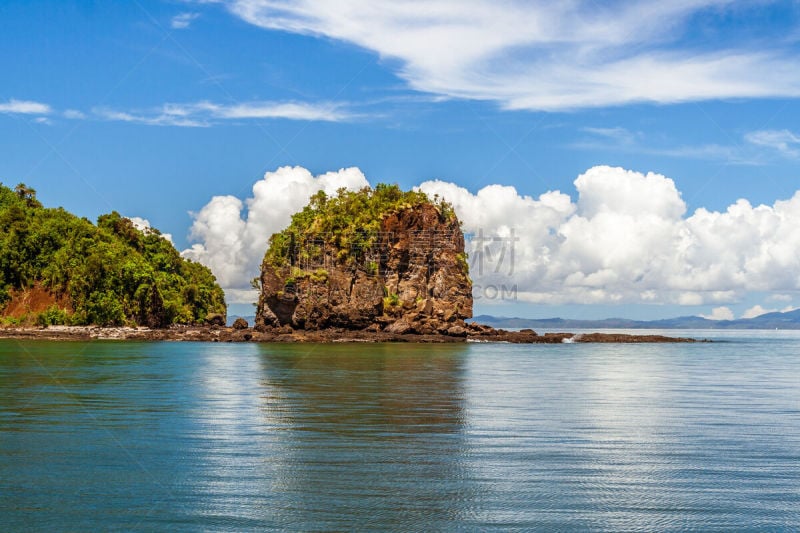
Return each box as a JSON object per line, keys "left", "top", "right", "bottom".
{"left": 232, "top": 317, "right": 249, "bottom": 330}
{"left": 255, "top": 187, "right": 472, "bottom": 334}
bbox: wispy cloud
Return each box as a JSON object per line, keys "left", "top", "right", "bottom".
{"left": 745, "top": 129, "right": 800, "bottom": 157}
{"left": 171, "top": 12, "right": 200, "bottom": 29}
{"left": 215, "top": 0, "right": 800, "bottom": 111}
{"left": 93, "top": 107, "right": 208, "bottom": 127}
{"left": 575, "top": 126, "right": 759, "bottom": 165}
{"left": 93, "top": 100, "right": 353, "bottom": 126}
{"left": 63, "top": 109, "right": 87, "bottom": 119}
{"left": 581, "top": 126, "right": 638, "bottom": 145}
{"left": 0, "top": 99, "right": 51, "bottom": 115}
{"left": 190, "top": 100, "right": 352, "bottom": 121}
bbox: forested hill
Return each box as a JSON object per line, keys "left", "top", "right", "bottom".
{"left": 0, "top": 183, "right": 226, "bottom": 327}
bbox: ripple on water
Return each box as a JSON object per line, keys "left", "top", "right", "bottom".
{"left": 0, "top": 336, "right": 799, "bottom": 530}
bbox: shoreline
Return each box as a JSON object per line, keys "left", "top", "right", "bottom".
{"left": 0, "top": 325, "right": 699, "bottom": 343}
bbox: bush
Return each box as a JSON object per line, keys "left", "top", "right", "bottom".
{"left": 37, "top": 305, "right": 69, "bottom": 327}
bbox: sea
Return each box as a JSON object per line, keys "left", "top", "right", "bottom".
{"left": 1, "top": 330, "right": 799, "bottom": 531}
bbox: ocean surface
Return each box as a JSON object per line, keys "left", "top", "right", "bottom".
{"left": 1, "top": 330, "right": 799, "bottom": 531}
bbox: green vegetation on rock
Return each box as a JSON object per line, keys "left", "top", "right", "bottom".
{"left": 0, "top": 182, "right": 226, "bottom": 326}
{"left": 264, "top": 183, "right": 456, "bottom": 267}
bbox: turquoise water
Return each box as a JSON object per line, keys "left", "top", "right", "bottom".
{"left": 1, "top": 331, "right": 800, "bottom": 531}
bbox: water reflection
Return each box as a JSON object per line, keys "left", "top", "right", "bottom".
{"left": 187, "top": 342, "right": 474, "bottom": 530}
{"left": 260, "top": 343, "right": 473, "bottom": 530}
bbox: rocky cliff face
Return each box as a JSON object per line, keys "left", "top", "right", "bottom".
{"left": 256, "top": 202, "right": 472, "bottom": 335}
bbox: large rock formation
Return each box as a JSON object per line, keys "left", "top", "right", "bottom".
{"left": 255, "top": 187, "right": 472, "bottom": 335}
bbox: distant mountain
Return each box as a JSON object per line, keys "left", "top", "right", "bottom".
{"left": 473, "top": 308, "right": 800, "bottom": 330}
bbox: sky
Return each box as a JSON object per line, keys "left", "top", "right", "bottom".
{"left": 3, "top": 0, "right": 800, "bottom": 320}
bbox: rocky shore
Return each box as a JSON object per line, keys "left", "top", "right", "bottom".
{"left": 0, "top": 324, "right": 698, "bottom": 343}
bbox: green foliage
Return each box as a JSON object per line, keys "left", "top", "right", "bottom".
{"left": 0, "top": 316, "right": 21, "bottom": 326}
{"left": 384, "top": 292, "right": 400, "bottom": 307}
{"left": 0, "top": 182, "right": 226, "bottom": 326}
{"left": 263, "top": 184, "right": 456, "bottom": 267}
{"left": 36, "top": 306, "right": 69, "bottom": 327}
{"left": 456, "top": 252, "right": 469, "bottom": 274}
{"left": 309, "top": 268, "right": 329, "bottom": 283}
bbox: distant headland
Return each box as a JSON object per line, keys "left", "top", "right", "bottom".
{"left": 0, "top": 182, "right": 225, "bottom": 328}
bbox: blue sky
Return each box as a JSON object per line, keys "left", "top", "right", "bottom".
{"left": 3, "top": 0, "right": 800, "bottom": 320}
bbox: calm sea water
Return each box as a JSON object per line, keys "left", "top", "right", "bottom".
{"left": 1, "top": 331, "right": 799, "bottom": 531}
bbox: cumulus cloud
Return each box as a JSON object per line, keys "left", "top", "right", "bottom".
{"left": 214, "top": 0, "right": 800, "bottom": 111}
{"left": 0, "top": 99, "right": 51, "bottom": 115}
{"left": 701, "top": 306, "right": 734, "bottom": 321}
{"left": 741, "top": 305, "right": 774, "bottom": 319}
{"left": 93, "top": 100, "right": 352, "bottom": 126}
{"left": 181, "top": 166, "right": 368, "bottom": 301}
{"left": 184, "top": 164, "right": 800, "bottom": 307}
{"left": 419, "top": 165, "right": 800, "bottom": 305}
{"left": 128, "top": 216, "right": 174, "bottom": 244}
{"left": 742, "top": 304, "right": 797, "bottom": 319}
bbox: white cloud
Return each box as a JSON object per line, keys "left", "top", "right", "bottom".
{"left": 93, "top": 107, "right": 208, "bottom": 127}
{"left": 93, "top": 100, "right": 351, "bottom": 126}
{"left": 181, "top": 166, "right": 368, "bottom": 300}
{"left": 701, "top": 306, "right": 734, "bottom": 321}
{"left": 216, "top": 0, "right": 800, "bottom": 111}
{"left": 742, "top": 304, "right": 798, "bottom": 318}
{"left": 420, "top": 165, "right": 800, "bottom": 305}
{"left": 0, "top": 99, "right": 51, "bottom": 115}
{"left": 745, "top": 129, "right": 800, "bottom": 157}
{"left": 187, "top": 100, "right": 351, "bottom": 121}
{"left": 128, "top": 216, "right": 174, "bottom": 244}
{"left": 184, "top": 164, "right": 800, "bottom": 307}
{"left": 171, "top": 12, "right": 200, "bottom": 29}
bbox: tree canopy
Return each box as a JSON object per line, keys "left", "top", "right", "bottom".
{"left": 264, "top": 184, "right": 456, "bottom": 267}
{"left": 0, "top": 182, "right": 225, "bottom": 326}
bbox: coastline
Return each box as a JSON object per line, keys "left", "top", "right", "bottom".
{"left": 0, "top": 325, "right": 698, "bottom": 343}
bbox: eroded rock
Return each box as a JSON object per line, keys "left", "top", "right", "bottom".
{"left": 256, "top": 201, "right": 472, "bottom": 333}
